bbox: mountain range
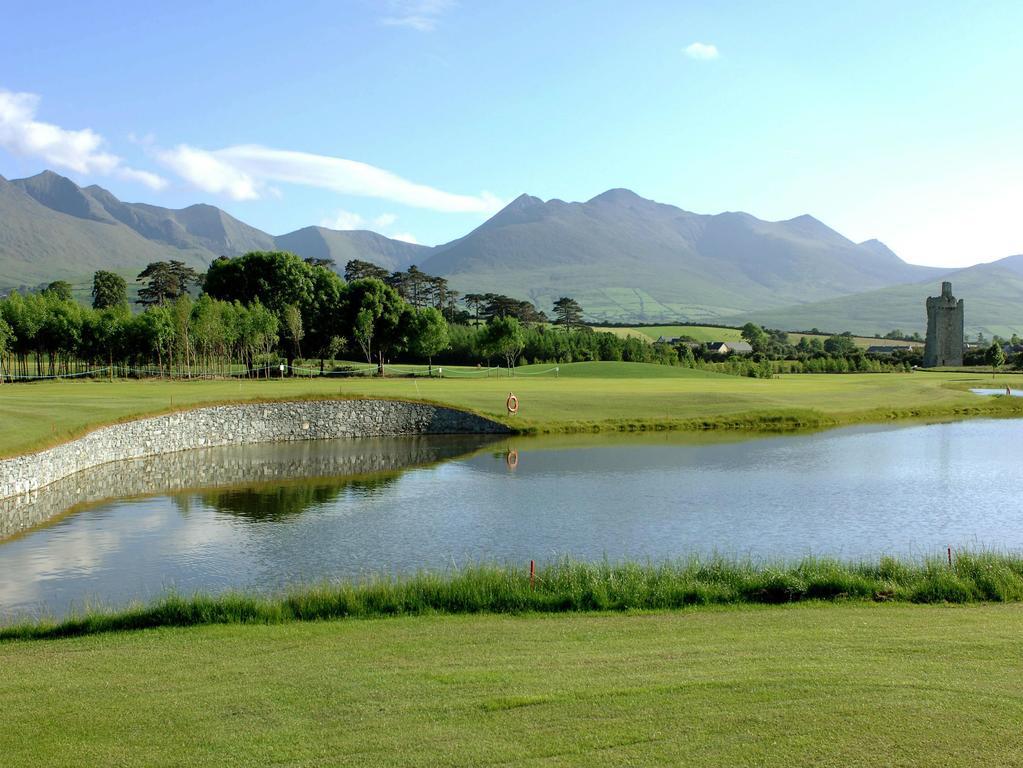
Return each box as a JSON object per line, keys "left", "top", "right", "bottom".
{"left": 2, "top": 170, "right": 1020, "bottom": 336}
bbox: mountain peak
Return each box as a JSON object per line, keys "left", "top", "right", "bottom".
{"left": 12, "top": 170, "right": 114, "bottom": 223}
{"left": 787, "top": 213, "right": 824, "bottom": 226}
{"left": 588, "top": 188, "right": 645, "bottom": 205}
{"left": 506, "top": 192, "right": 543, "bottom": 208}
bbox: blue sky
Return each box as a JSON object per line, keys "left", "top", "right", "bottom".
{"left": 1, "top": 0, "right": 1020, "bottom": 267}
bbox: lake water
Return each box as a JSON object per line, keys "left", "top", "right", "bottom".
{"left": 2, "top": 419, "right": 1022, "bottom": 622}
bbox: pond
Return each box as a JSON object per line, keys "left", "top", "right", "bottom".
{"left": 2, "top": 419, "right": 1022, "bottom": 622}
{"left": 971, "top": 387, "right": 1023, "bottom": 397}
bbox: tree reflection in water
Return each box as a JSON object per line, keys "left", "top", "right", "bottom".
{"left": 194, "top": 474, "right": 403, "bottom": 522}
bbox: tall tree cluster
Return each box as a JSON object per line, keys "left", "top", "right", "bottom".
{"left": 1, "top": 251, "right": 615, "bottom": 380}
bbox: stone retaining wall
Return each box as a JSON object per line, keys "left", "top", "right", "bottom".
{"left": 0, "top": 399, "right": 508, "bottom": 502}
{"left": 0, "top": 434, "right": 497, "bottom": 540}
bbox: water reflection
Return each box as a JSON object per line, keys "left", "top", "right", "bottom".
{"left": 1, "top": 435, "right": 499, "bottom": 540}
{"left": 197, "top": 476, "right": 404, "bottom": 522}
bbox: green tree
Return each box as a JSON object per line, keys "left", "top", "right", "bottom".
{"left": 282, "top": 303, "right": 305, "bottom": 369}
{"left": 85, "top": 307, "right": 126, "bottom": 375}
{"left": 824, "top": 334, "right": 858, "bottom": 356}
{"left": 987, "top": 342, "right": 1006, "bottom": 374}
{"left": 304, "top": 266, "right": 347, "bottom": 370}
{"left": 481, "top": 316, "right": 526, "bottom": 369}
{"left": 552, "top": 297, "right": 585, "bottom": 328}
{"left": 237, "top": 300, "right": 280, "bottom": 375}
{"left": 741, "top": 323, "right": 770, "bottom": 354}
{"left": 204, "top": 252, "right": 312, "bottom": 315}
{"left": 344, "top": 259, "right": 390, "bottom": 283}
{"left": 0, "top": 316, "right": 12, "bottom": 383}
{"left": 462, "top": 293, "right": 485, "bottom": 326}
{"left": 137, "top": 306, "right": 176, "bottom": 372}
{"left": 171, "top": 295, "right": 194, "bottom": 373}
{"left": 92, "top": 270, "right": 129, "bottom": 310}
{"left": 341, "top": 278, "right": 408, "bottom": 370}
{"left": 43, "top": 281, "right": 74, "bottom": 302}
{"left": 137, "top": 261, "right": 200, "bottom": 307}
{"left": 407, "top": 307, "right": 450, "bottom": 373}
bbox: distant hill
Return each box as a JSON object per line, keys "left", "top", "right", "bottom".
{"left": 419, "top": 189, "right": 944, "bottom": 322}
{"left": 735, "top": 258, "right": 1023, "bottom": 337}
{"left": 0, "top": 172, "right": 212, "bottom": 288}
{"left": 3, "top": 170, "right": 1021, "bottom": 335}
{"left": 275, "top": 227, "right": 429, "bottom": 273}
{"left": 0, "top": 171, "right": 424, "bottom": 289}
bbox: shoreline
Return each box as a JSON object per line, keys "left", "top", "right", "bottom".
{"left": 3, "top": 552, "right": 1021, "bottom": 641}
{"left": 4, "top": 386, "right": 1023, "bottom": 460}
{"left": 0, "top": 399, "right": 508, "bottom": 501}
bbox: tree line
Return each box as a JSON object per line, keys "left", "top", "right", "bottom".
{"left": 0, "top": 252, "right": 627, "bottom": 381}
{"left": 1, "top": 251, "right": 981, "bottom": 383}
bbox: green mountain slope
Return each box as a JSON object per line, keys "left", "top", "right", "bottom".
{"left": 0, "top": 174, "right": 212, "bottom": 288}
{"left": 4, "top": 171, "right": 1018, "bottom": 335}
{"left": 734, "top": 260, "right": 1023, "bottom": 337}
{"left": 421, "top": 189, "right": 943, "bottom": 322}
{"left": 0, "top": 171, "right": 426, "bottom": 289}
{"left": 275, "top": 227, "right": 429, "bottom": 273}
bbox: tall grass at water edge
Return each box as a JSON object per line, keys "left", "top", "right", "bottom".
{"left": 4, "top": 551, "right": 1023, "bottom": 641}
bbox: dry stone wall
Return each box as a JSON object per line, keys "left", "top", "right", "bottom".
{"left": 0, "top": 434, "right": 497, "bottom": 540}
{"left": 0, "top": 400, "right": 508, "bottom": 503}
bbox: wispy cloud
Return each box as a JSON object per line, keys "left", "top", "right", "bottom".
{"left": 320, "top": 209, "right": 419, "bottom": 243}
{"left": 684, "top": 42, "right": 720, "bottom": 61}
{"left": 159, "top": 143, "right": 501, "bottom": 213}
{"left": 320, "top": 210, "right": 399, "bottom": 230}
{"left": 380, "top": 0, "right": 454, "bottom": 32}
{"left": 156, "top": 144, "right": 261, "bottom": 200}
{"left": 0, "top": 89, "right": 167, "bottom": 189}
{"left": 390, "top": 231, "right": 420, "bottom": 244}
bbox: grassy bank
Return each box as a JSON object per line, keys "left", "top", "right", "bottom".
{"left": 2, "top": 362, "right": 1023, "bottom": 457}
{"left": 2, "top": 603, "right": 1022, "bottom": 766}
{"left": 4, "top": 552, "right": 1023, "bottom": 642}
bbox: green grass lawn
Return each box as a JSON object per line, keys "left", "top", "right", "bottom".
{"left": 1, "top": 362, "right": 1021, "bottom": 457}
{"left": 3, "top": 604, "right": 1022, "bottom": 767}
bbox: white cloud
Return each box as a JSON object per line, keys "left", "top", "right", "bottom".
{"left": 0, "top": 89, "right": 167, "bottom": 189}
{"left": 156, "top": 144, "right": 260, "bottom": 200}
{"left": 117, "top": 167, "right": 169, "bottom": 190}
{"left": 321, "top": 209, "right": 368, "bottom": 230}
{"left": 381, "top": 0, "right": 454, "bottom": 31}
{"left": 159, "top": 142, "right": 501, "bottom": 213}
{"left": 684, "top": 42, "right": 720, "bottom": 60}
{"left": 320, "top": 210, "right": 418, "bottom": 242}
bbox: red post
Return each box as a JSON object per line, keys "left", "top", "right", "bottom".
{"left": 529, "top": 560, "right": 535, "bottom": 591}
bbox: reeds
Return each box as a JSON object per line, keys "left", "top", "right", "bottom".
{"left": 4, "top": 551, "right": 1022, "bottom": 641}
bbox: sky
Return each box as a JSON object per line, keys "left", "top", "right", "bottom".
{"left": 1, "top": 0, "right": 1020, "bottom": 268}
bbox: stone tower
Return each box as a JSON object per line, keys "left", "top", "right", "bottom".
{"left": 923, "top": 281, "right": 964, "bottom": 367}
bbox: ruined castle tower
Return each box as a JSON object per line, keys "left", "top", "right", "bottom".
{"left": 923, "top": 281, "right": 964, "bottom": 367}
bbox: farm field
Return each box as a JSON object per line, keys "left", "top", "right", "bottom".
{"left": 598, "top": 324, "right": 921, "bottom": 348}
{"left": 2, "top": 603, "right": 1022, "bottom": 767}
{"left": 1, "top": 361, "right": 1019, "bottom": 457}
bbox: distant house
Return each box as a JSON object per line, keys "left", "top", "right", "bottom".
{"left": 866, "top": 344, "right": 918, "bottom": 355}
{"left": 707, "top": 341, "right": 753, "bottom": 355}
